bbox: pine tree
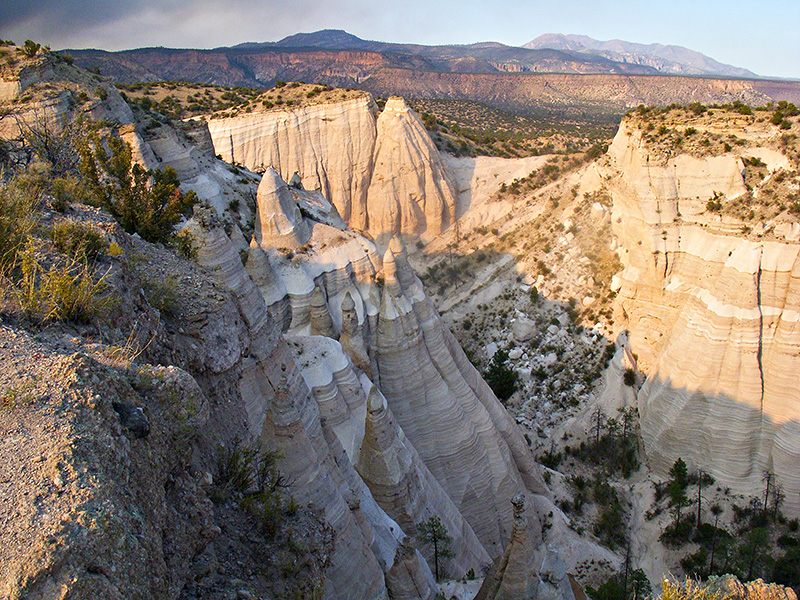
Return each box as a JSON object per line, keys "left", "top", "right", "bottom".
{"left": 417, "top": 516, "right": 454, "bottom": 582}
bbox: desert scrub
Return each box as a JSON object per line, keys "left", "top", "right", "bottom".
{"left": 1, "top": 381, "right": 36, "bottom": 409}
{"left": 49, "top": 220, "right": 108, "bottom": 261}
{"left": 13, "top": 243, "right": 112, "bottom": 323}
{"left": 0, "top": 170, "right": 40, "bottom": 275}
{"left": 80, "top": 136, "right": 197, "bottom": 245}
{"left": 659, "top": 578, "right": 721, "bottom": 600}
{"left": 142, "top": 274, "right": 180, "bottom": 318}
{"left": 213, "top": 442, "right": 289, "bottom": 537}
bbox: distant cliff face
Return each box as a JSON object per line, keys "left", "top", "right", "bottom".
{"left": 69, "top": 46, "right": 800, "bottom": 117}
{"left": 357, "top": 71, "right": 773, "bottom": 116}
{"left": 206, "top": 95, "right": 457, "bottom": 240}
{"left": 605, "top": 110, "right": 800, "bottom": 514}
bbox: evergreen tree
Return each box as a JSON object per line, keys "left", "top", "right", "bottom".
{"left": 417, "top": 516, "right": 454, "bottom": 582}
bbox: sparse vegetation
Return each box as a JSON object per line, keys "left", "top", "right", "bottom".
{"left": 80, "top": 136, "right": 197, "bottom": 245}
{"left": 483, "top": 348, "right": 518, "bottom": 401}
{"left": 213, "top": 441, "right": 289, "bottom": 538}
{"left": 409, "top": 98, "right": 615, "bottom": 158}
{"left": 416, "top": 516, "right": 454, "bottom": 582}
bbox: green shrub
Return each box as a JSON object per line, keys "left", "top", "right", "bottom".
{"left": 172, "top": 230, "right": 197, "bottom": 260}
{"left": 14, "top": 244, "right": 112, "bottom": 323}
{"left": 623, "top": 368, "right": 636, "bottom": 386}
{"left": 20, "top": 39, "right": 40, "bottom": 57}
{"left": 484, "top": 349, "right": 518, "bottom": 401}
{"left": 0, "top": 175, "right": 39, "bottom": 276}
{"left": 213, "top": 442, "right": 286, "bottom": 537}
{"left": 660, "top": 578, "right": 721, "bottom": 600}
{"left": 143, "top": 275, "right": 180, "bottom": 318}
{"left": 49, "top": 220, "right": 107, "bottom": 261}
{"left": 81, "top": 137, "right": 197, "bottom": 245}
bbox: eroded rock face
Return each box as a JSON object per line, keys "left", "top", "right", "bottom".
{"left": 606, "top": 119, "right": 800, "bottom": 514}
{"left": 206, "top": 95, "right": 457, "bottom": 239}
{"left": 706, "top": 575, "right": 798, "bottom": 600}
{"left": 242, "top": 169, "right": 550, "bottom": 571}
{"left": 207, "top": 96, "right": 378, "bottom": 228}
{"left": 475, "top": 495, "right": 540, "bottom": 600}
{"left": 385, "top": 537, "right": 438, "bottom": 600}
{"left": 366, "top": 97, "right": 457, "bottom": 240}
{"left": 357, "top": 386, "right": 491, "bottom": 574}
{"left": 254, "top": 167, "right": 312, "bottom": 250}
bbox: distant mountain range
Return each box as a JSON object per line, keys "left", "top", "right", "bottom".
{"left": 68, "top": 29, "right": 800, "bottom": 118}
{"left": 232, "top": 29, "right": 757, "bottom": 78}
{"left": 525, "top": 33, "right": 757, "bottom": 78}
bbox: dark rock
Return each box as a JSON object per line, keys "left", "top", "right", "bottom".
{"left": 112, "top": 402, "right": 150, "bottom": 439}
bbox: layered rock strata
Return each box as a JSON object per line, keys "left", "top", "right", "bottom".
{"left": 606, "top": 119, "right": 800, "bottom": 514}
{"left": 365, "top": 97, "right": 457, "bottom": 239}
{"left": 240, "top": 169, "right": 551, "bottom": 567}
{"left": 206, "top": 96, "right": 457, "bottom": 239}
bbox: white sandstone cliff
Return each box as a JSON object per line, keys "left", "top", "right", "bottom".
{"left": 606, "top": 117, "right": 800, "bottom": 515}
{"left": 206, "top": 96, "right": 457, "bottom": 240}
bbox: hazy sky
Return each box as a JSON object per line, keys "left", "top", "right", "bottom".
{"left": 2, "top": 0, "right": 798, "bottom": 79}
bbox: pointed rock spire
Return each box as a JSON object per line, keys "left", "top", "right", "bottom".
{"left": 474, "top": 494, "right": 540, "bottom": 600}
{"left": 339, "top": 291, "right": 371, "bottom": 377}
{"left": 310, "top": 284, "right": 337, "bottom": 339}
{"left": 382, "top": 247, "right": 404, "bottom": 297}
{"left": 386, "top": 536, "right": 438, "bottom": 600}
{"left": 254, "top": 166, "right": 311, "bottom": 249}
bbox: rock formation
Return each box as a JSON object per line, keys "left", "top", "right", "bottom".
{"left": 474, "top": 495, "right": 540, "bottom": 600}
{"left": 206, "top": 95, "right": 457, "bottom": 239}
{"left": 254, "top": 167, "right": 312, "bottom": 250}
{"left": 243, "top": 169, "right": 550, "bottom": 562}
{"left": 706, "top": 575, "right": 798, "bottom": 600}
{"left": 606, "top": 115, "right": 800, "bottom": 515}
{"left": 206, "top": 95, "right": 378, "bottom": 228}
{"left": 385, "top": 537, "right": 438, "bottom": 600}
{"left": 366, "top": 97, "right": 457, "bottom": 239}
{"left": 357, "top": 386, "right": 490, "bottom": 574}
{"left": 0, "top": 54, "right": 578, "bottom": 598}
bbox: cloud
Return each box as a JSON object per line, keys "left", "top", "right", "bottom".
{"left": 0, "top": 0, "right": 380, "bottom": 50}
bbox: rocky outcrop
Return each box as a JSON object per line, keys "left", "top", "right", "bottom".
{"left": 366, "top": 97, "right": 457, "bottom": 239}
{"left": 357, "top": 386, "right": 490, "bottom": 574}
{"left": 242, "top": 169, "right": 551, "bottom": 570}
{"left": 706, "top": 575, "right": 798, "bottom": 600}
{"left": 606, "top": 117, "right": 800, "bottom": 515}
{"left": 207, "top": 96, "right": 378, "bottom": 228}
{"left": 254, "top": 167, "right": 311, "bottom": 249}
{"left": 206, "top": 96, "right": 457, "bottom": 239}
{"left": 475, "top": 495, "right": 540, "bottom": 600}
{"left": 385, "top": 537, "right": 438, "bottom": 600}
{"left": 1, "top": 57, "right": 558, "bottom": 596}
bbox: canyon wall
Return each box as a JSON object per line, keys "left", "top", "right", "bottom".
{"left": 606, "top": 118, "right": 800, "bottom": 515}
{"left": 206, "top": 96, "right": 458, "bottom": 240}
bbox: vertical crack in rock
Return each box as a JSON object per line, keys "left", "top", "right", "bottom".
{"left": 756, "top": 246, "right": 765, "bottom": 414}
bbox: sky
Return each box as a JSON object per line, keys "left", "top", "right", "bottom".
{"left": 1, "top": 0, "right": 799, "bottom": 79}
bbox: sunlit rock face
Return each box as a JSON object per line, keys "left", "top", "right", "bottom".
{"left": 207, "top": 96, "right": 378, "bottom": 229}
{"left": 606, "top": 119, "right": 800, "bottom": 514}
{"left": 206, "top": 95, "right": 457, "bottom": 239}
{"left": 365, "top": 96, "right": 457, "bottom": 240}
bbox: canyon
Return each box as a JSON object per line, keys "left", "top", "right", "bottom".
{"left": 1, "top": 42, "right": 800, "bottom": 599}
